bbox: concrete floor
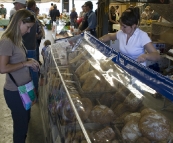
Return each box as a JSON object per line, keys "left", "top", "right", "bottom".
{"left": 0, "top": 27, "right": 54, "bottom": 143}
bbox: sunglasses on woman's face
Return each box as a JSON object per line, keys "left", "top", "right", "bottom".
{"left": 23, "top": 15, "right": 35, "bottom": 21}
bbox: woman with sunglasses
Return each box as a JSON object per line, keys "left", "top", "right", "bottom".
{"left": 99, "top": 7, "right": 160, "bottom": 66}
{"left": 0, "top": 9, "right": 39, "bottom": 143}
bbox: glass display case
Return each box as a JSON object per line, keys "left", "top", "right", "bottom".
{"left": 39, "top": 32, "right": 173, "bottom": 143}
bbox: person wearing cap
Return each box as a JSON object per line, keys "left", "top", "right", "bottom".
{"left": 10, "top": 0, "right": 27, "bottom": 19}
{"left": 78, "top": 1, "right": 97, "bottom": 37}
{"left": 0, "top": 4, "right": 7, "bottom": 19}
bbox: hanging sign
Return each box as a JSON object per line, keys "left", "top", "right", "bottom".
{"left": 114, "top": 0, "right": 169, "bottom": 4}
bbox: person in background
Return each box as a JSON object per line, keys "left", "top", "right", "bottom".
{"left": 35, "top": 7, "right": 45, "bottom": 65}
{"left": 49, "top": 3, "right": 53, "bottom": 16}
{"left": 0, "top": 9, "right": 39, "bottom": 143}
{"left": 50, "top": 4, "right": 60, "bottom": 24}
{"left": 39, "top": 40, "right": 51, "bottom": 86}
{"left": 0, "top": 4, "right": 7, "bottom": 18}
{"left": 79, "top": 5, "right": 86, "bottom": 18}
{"left": 115, "top": 5, "right": 120, "bottom": 16}
{"left": 78, "top": 1, "right": 97, "bottom": 37}
{"left": 23, "top": 0, "right": 39, "bottom": 92}
{"left": 141, "top": 7, "right": 151, "bottom": 20}
{"left": 41, "top": 40, "right": 51, "bottom": 65}
{"left": 108, "top": 6, "right": 119, "bottom": 33}
{"left": 70, "top": 7, "right": 78, "bottom": 28}
{"left": 99, "top": 7, "right": 160, "bottom": 66}
{"left": 77, "top": 5, "right": 86, "bottom": 26}
{"left": 10, "top": 0, "right": 27, "bottom": 20}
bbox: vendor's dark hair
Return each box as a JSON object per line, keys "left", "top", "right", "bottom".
{"left": 44, "top": 40, "right": 51, "bottom": 46}
{"left": 119, "top": 7, "right": 140, "bottom": 26}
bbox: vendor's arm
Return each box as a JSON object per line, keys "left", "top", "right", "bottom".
{"left": 0, "top": 55, "right": 39, "bottom": 74}
{"left": 137, "top": 42, "right": 160, "bottom": 63}
{"left": 99, "top": 33, "right": 117, "bottom": 42}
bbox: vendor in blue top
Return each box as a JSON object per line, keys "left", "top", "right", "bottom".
{"left": 99, "top": 7, "right": 160, "bottom": 66}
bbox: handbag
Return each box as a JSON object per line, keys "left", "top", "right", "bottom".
{"left": 8, "top": 73, "right": 37, "bottom": 110}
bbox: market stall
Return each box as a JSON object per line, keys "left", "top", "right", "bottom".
{"left": 39, "top": 32, "right": 173, "bottom": 143}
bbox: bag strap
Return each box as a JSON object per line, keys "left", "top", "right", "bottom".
{"left": 8, "top": 73, "right": 18, "bottom": 87}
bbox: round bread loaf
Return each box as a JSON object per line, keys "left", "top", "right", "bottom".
{"left": 135, "top": 137, "right": 150, "bottom": 143}
{"left": 124, "top": 112, "right": 141, "bottom": 124}
{"left": 89, "top": 105, "right": 115, "bottom": 124}
{"left": 114, "top": 86, "right": 131, "bottom": 102}
{"left": 115, "top": 111, "right": 132, "bottom": 124}
{"left": 72, "top": 98, "right": 93, "bottom": 121}
{"left": 113, "top": 103, "right": 127, "bottom": 119}
{"left": 93, "top": 126, "right": 116, "bottom": 142}
{"left": 123, "top": 93, "right": 143, "bottom": 112}
{"left": 140, "top": 108, "right": 156, "bottom": 117}
{"left": 99, "top": 93, "right": 116, "bottom": 107}
{"left": 122, "top": 120, "right": 142, "bottom": 142}
{"left": 110, "top": 101, "right": 121, "bottom": 111}
{"left": 58, "top": 97, "right": 93, "bottom": 122}
{"left": 139, "top": 112, "right": 171, "bottom": 141}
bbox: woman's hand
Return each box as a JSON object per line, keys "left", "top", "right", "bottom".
{"left": 136, "top": 54, "right": 148, "bottom": 63}
{"left": 23, "top": 58, "right": 40, "bottom": 72}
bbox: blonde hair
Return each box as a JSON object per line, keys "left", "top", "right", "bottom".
{"left": 1, "top": 9, "right": 36, "bottom": 48}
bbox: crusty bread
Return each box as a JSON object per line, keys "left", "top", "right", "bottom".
{"left": 93, "top": 126, "right": 116, "bottom": 142}
{"left": 124, "top": 112, "right": 141, "bottom": 124}
{"left": 123, "top": 93, "right": 143, "bottom": 112}
{"left": 89, "top": 105, "right": 115, "bottom": 124}
{"left": 140, "top": 108, "right": 157, "bottom": 117}
{"left": 75, "top": 60, "right": 91, "bottom": 77}
{"left": 135, "top": 137, "right": 150, "bottom": 143}
{"left": 113, "top": 103, "right": 127, "bottom": 119}
{"left": 139, "top": 112, "right": 171, "bottom": 141}
{"left": 122, "top": 120, "right": 142, "bottom": 142}
{"left": 99, "top": 93, "right": 116, "bottom": 107}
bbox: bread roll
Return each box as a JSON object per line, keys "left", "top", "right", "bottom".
{"left": 123, "top": 93, "right": 143, "bottom": 112}
{"left": 114, "top": 86, "right": 131, "bottom": 102}
{"left": 124, "top": 112, "right": 141, "bottom": 124}
{"left": 58, "top": 97, "right": 93, "bottom": 122}
{"left": 75, "top": 60, "right": 91, "bottom": 77}
{"left": 115, "top": 111, "right": 131, "bottom": 124}
{"left": 81, "top": 72, "right": 99, "bottom": 92}
{"left": 89, "top": 105, "right": 115, "bottom": 124}
{"left": 135, "top": 137, "right": 150, "bottom": 143}
{"left": 69, "top": 50, "right": 87, "bottom": 64}
{"left": 140, "top": 108, "right": 157, "bottom": 117}
{"left": 122, "top": 120, "right": 142, "bottom": 142}
{"left": 113, "top": 103, "right": 127, "bottom": 119}
{"left": 110, "top": 101, "right": 121, "bottom": 111}
{"left": 93, "top": 126, "right": 116, "bottom": 142}
{"left": 79, "top": 70, "right": 96, "bottom": 83}
{"left": 99, "top": 93, "right": 116, "bottom": 107}
{"left": 139, "top": 112, "right": 171, "bottom": 141}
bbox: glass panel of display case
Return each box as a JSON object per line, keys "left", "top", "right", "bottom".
{"left": 40, "top": 32, "right": 173, "bottom": 143}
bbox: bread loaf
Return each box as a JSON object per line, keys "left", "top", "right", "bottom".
{"left": 99, "top": 93, "right": 116, "bottom": 107}
{"left": 124, "top": 112, "right": 141, "bottom": 124}
{"left": 79, "top": 70, "right": 96, "bottom": 84}
{"left": 140, "top": 108, "right": 156, "bottom": 117}
{"left": 69, "top": 50, "right": 87, "bottom": 64}
{"left": 123, "top": 93, "right": 143, "bottom": 112}
{"left": 139, "top": 112, "right": 171, "bottom": 141}
{"left": 58, "top": 97, "right": 93, "bottom": 122}
{"left": 115, "top": 111, "right": 131, "bottom": 123}
{"left": 135, "top": 137, "right": 150, "bottom": 143}
{"left": 81, "top": 72, "right": 99, "bottom": 92}
{"left": 89, "top": 105, "right": 115, "bottom": 124}
{"left": 75, "top": 60, "right": 91, "bottom": 77}
{"left": 114, "top": 86, "right": 131, "bottom": 102}
{"left": 113, "top": 103, "right": 127, "bottom": 119}
{"left": 93, "top": 126, "right": 116, "bottom": 143}
{"left": 122, "top": 120, "right": 142, "bottom": 142}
